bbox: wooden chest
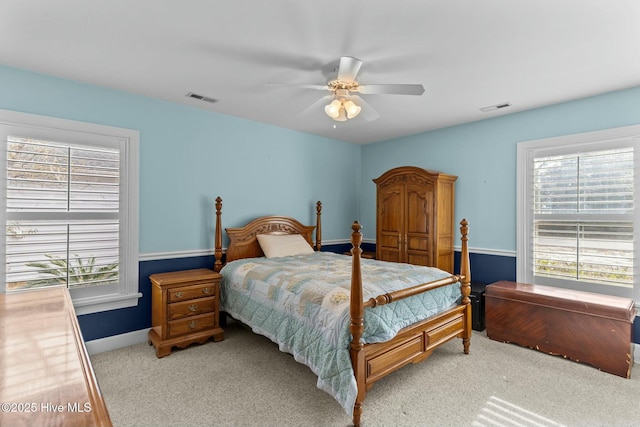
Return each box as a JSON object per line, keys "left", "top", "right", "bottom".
{"left": 485, "top": 281, "right": 635, "bottom": 378}
{"left": 148, "top": 268, "right": 224, "bottom": 357}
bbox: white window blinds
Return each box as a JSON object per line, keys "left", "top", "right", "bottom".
{"left": 532, "top": 148, "right": 634, "bottom": 289}
{"left": 6, "top": 137, "right": 121, "bottom": 290}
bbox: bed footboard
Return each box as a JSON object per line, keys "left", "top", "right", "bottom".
{"left": 349, "top": 219, "right": 471, "bottom": 427}
{"left": 363, "top": 304, "right": 467, "bottom": 386}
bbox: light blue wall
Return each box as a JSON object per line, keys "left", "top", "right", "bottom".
{"left": 2, "top": 63, "right": 638, "bottom": 255}
{"left": 361, "top": 86, "right": 640, "bottom": 251}
{"left": 0, "top": 65, "right": 361, "bottom": 254}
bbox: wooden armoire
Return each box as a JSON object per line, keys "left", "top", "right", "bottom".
{"left": 373, "top": 166, "right": 457, "bottom": 273}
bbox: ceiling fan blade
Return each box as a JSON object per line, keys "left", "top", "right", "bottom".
{"left": 350, "top": 95, "right": 380, "bottom": 122}
{"left": 337, "top": 56, "right": 363, "bottom": 82}
{"left": 297, "top": 95, "right": 333, "bottom": 117}
{"left": 356, "top": 84, "right": 425, "bottom": 96}
{"left": 267, "top": 82, "right": 329, "bottom": 91}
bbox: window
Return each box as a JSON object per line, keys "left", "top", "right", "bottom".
{"left": 517, "top": 125, "right": 640, "bottom": 302}
{"left": 1, "top": 110, "right": 140, "bottom": 315}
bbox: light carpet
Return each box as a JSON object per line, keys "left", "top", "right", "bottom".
{"left": 90, "top": 321, "right": 640, "bottom": 427}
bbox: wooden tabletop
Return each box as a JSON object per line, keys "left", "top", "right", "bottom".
{"left": 0, "top": 287, "right": 112, "bottom": 426}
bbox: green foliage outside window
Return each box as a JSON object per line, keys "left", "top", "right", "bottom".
{"left": 24, "top": 254, "right": 118, "bottom": 289}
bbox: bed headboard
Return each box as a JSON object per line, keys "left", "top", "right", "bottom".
{"left": 213, "top": 198, "right": 322, "bottom": 270}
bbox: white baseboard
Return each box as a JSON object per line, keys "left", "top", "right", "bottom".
{"left": 85, "top": 328, "right": 150, "bottom": 356}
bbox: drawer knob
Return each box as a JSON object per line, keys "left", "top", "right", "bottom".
{"left": 175, "top": 291, "right": 183, "bottom": 298}
{"left": 188, "top": 320, "right": 197, "bottom": 329}
{"left": 188, "top": 304, "right": 198, "bottom": 312}
{"left": 202, "top": 287, "right": 211, "bottom": 295}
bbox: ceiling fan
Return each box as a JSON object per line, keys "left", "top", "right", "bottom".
{"left": 271, "top": 56, "right": 425, "bottom": 122}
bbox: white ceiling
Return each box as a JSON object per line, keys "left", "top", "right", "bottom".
{"left": 1, "top": 1, "right": 639, "bottom": 144}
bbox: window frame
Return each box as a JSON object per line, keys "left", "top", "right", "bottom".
{"left": 0, "top": 109, "right": 140, "bottom": 315}
{"left": 517, "top": 124, "right": 640, "bottom": 304}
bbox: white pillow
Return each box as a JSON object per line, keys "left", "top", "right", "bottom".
{"left": 256, "top": 234, "right": 314, "bottom": 258}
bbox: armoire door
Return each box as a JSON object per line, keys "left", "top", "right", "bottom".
{"left": 404, "top": 182, "right": 433, "bottom": 266}
{"left": 376, "top": 182, "right": 404, "bottom": 262}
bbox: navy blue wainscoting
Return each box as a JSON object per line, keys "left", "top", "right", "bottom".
{"left": 320, "top": 242, "right": 376, "bottom": 255}
{"left": 77, "top": 248, "right": 638, "bottom": 345}
{"left": 454, "top": 251, "right": 516, "bottom": 285}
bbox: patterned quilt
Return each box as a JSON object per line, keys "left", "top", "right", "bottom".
{"left": 219, "top": 251, "right": 461, "bottom": 416}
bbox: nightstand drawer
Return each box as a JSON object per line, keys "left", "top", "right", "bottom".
{"left": 168, "top": 297, "right": 216, "bottom": 320}
{"left": 168, "top": 282, "right": 215, "bottom": 302}
{"left": 168, "top": 313, "right": 216, "bottom": 338}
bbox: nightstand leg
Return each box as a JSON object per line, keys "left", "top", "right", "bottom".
{"left": 212, "top": 329, "right": 225, "bottom": 342}
{"left": 155, "top": 346, "right": 171, "bottom": 358}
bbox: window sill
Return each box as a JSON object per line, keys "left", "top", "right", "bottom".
{"left": 73, "top": 292, "right": 143, "bottom": 316}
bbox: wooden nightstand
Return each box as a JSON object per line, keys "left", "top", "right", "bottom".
{"left": 148, "top": 268, "right": 224, "bottom": 357}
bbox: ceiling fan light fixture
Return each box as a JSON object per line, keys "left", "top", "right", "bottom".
{"left": 343, "top": 100, "right": 361, "bottom": 119}
{"left": 334, "top": 106, "right": 348, "bottom": 122}
{"left": 324, "top": 99, "right": 342, "bottom": 119}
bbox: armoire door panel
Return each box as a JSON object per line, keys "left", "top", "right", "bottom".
{"left": 378, "top": 187, "right": 404, "bottom": 235}
{"left": 405, "top": 184, "right": 431, "bottom": 236}
{"left": 407, "top": 252, "right": 430, "bottom": 266}
{"left": 379, "top": 250, "right": 401, "bottom": 263}
{"left": 379, "top": 232, "right": 401, "bottom": 251}
{"left": 406, "top": 234, "right": 429, "bottom": 252}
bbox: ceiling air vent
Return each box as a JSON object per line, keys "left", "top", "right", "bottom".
{"left": 480, "top": 102, "right": 511, "bottom": 112}
{"left": 186, "top": 92, "right": 219, "bottom": 104}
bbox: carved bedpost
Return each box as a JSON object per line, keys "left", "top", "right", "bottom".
{"left": 315, "top": 201, "right": 322, "bottom": 251}
{"left": 459, "top": 218, "right": 472, "bottom": 354}
{"left": 214, "top": 197, "right": 223, "bottom": 273}
{"left": 349, "top": 221, "right": 365, "bottom": 427}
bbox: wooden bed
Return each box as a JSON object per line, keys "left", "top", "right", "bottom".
{"left": 212, "top": 197, "right": 472, "bottom": 426}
